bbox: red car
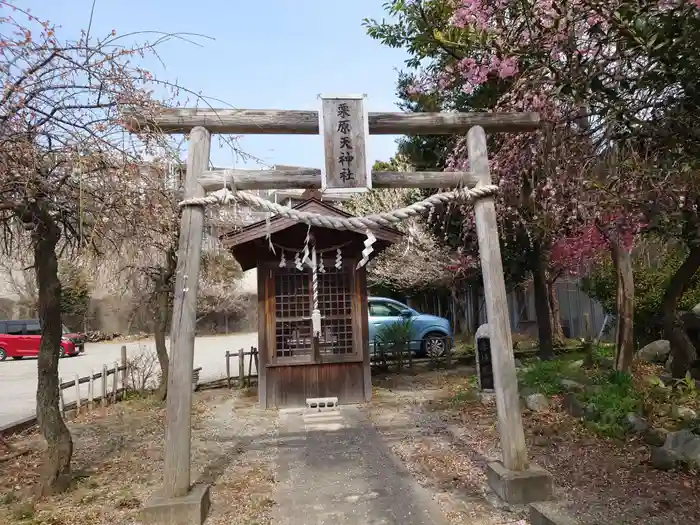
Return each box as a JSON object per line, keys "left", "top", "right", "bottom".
{"left": 0, "top": 319, "right": 85, "bottom": 361}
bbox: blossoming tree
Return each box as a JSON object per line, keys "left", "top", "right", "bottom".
{"left": 367, "top": 0, "right": 700, "bottom": 372}
{"left": 0, "top": 1, "right": 209, "bottom": 493}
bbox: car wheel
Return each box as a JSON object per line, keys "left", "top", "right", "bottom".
{"left": 422, "top": 332, "right": 447, "bottom": 358}
{"left": 12, "top": 356, "right": 22, "bottom": 360}
{"left": 0, "top": 347, "right": 6, "bottom": 361}
{"left": 59, "top": 347, "right": 65, "bottom": 358}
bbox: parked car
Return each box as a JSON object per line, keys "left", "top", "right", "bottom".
{"left": 368, "top": 297, "right": 452, "bottom": 357}
{"left": 0, "top": 319, "right": 85, "bottom": 361}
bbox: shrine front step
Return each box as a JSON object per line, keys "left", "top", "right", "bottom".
{"left": 305, "top": 396, "right": 339, "bottom": 411}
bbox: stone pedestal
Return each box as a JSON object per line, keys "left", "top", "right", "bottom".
{"left": 530, "top": 501, "right": 581, "bottom": 525}
{"left": 140, "top": 484, "right": 211, "bottom": 525}
{"left": 486, "top": 461, "right": 553, "bottom": 504}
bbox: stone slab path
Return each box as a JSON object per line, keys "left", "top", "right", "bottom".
{"left": 273, "top": 405, "right": 448, "bottom": 525}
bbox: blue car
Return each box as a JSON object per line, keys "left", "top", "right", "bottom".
{"left": 368, "top": 296, "right": 452, "bottom": 357}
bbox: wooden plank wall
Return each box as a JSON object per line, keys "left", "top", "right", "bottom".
{"left": 265, "top": 362, "right": 365, "bottom": 408}
{"left": 256, "top": 262, "right": 371, "bottom": 409}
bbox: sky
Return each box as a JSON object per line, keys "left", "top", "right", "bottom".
{"left": 29, "top": 0, "right": 410, "bottom": 169}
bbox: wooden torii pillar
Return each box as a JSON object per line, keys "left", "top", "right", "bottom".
{"left": 129, "top": 103, "right": 551, "bottom": 524}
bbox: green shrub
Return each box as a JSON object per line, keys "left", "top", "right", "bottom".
{"left": 581, "top": 240, "right": 700, "bottom": 346}
{"left": 452, "top": 335, "right": 475, "bottom": 357}
{"left": 593, "top": 343, "right": 614, "bottom": 361}
{"left": 581, "top": 371, "right": 641, "bottom": 439}
{"left": 376, "top": 318, "right": 413, "bottom": 348}
{"left": 375, "top": 319, "right": 414, "bottom": 368}
{"left": 518, "top": 357, "right": 588, "bottom": 395}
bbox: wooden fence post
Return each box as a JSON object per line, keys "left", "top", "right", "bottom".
{"left": 469, "top": 126, "right": 529, "bottom": 472}
{"left": 225, "top": 351, "right": 231, "bottom": 389}
{"left": 88, "top": 370, "right": 94, "bottom": 410}
{"left": 247, "top": 346, "right": 254, "bottom": 382}
{"left": 121, "top": 345, "right": 128, "bottom": 391}
{"left": 74, "top": 373, "right": 81, "bottom": 415}
{"left": 58, "top": 378, "right": 65, "bottom": 416}
{"left": 112, "top": 361, "right": 118, "bottom": 403}
{"left": 238, "top": 348, "right": 245, "bottom": 388}
{"left": 101, "top": 365, "right": 108, "bottom": 410}
{"left": 163, "top": 126, "right": 211, "bottom": 499}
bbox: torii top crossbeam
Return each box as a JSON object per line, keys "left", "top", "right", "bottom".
{"left": 124, "top": 107, "right": 541, "bottom": 135}
{"left": 123, "top": 107, "right": 542, "bottom": 192}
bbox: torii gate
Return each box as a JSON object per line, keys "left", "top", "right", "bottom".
{"left": 127, "top": 97, "right": 553, "bottom": 524}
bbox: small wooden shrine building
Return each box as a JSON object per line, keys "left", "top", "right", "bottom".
{"left": 221, "top": 197, "right": 402, "bottom": 408}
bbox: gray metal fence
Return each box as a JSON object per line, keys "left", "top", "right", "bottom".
{"left": 406, "top": 278, "right": 612, "bottom": 341}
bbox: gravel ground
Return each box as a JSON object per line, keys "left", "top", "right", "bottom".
{"left": 0, "top": 332, "right": 258, "bottom": 427}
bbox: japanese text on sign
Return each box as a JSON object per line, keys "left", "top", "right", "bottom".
{"left": 336, "top": 102, "right": 355, "bottom": 182}
{"left": 320, "top": 96, "right": 369, "bottom": 192}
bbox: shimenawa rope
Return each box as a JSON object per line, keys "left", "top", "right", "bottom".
{"left": 178, "top": 185, "right": 499, "bottom": 233}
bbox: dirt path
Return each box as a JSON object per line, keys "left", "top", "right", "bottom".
{"left": 273, "top": 406, "right": 449, "bottom": 525}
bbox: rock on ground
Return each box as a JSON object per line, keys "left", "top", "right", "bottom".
{"left": 560, "top": 379, "right": 585, "bottom": 392}
{"left": 650, "top": 446, "right": 681, "bottom": 470}
{"left": 664, "top": 430, "right": 700, "bottom": 466}
{"left": 643, "top": 428, "right": 669, "bottom": 447}
{"left": 626, "top": 414, "right": 648, "bottom": 433}
{"left": 562, "top": 393, "right": 586, "bottom": 418}
{"left": 671, "top": 406, "right": 698, "bottom": 422}
{"left": 525, "top": 393, "right": 550, "bottom": 413}
{"left": 636, "top": 340, "right": 671, "bottom": 364}
{"left": 651, "top": 429, "right": 700, "bottom": 471}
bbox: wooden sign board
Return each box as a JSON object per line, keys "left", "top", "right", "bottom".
{"left": 319, "top": 94, "right": 371, "bottom": 194}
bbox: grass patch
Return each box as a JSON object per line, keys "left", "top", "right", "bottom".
{"left": 452, "top": 335, "right": 474, "bottom": 357}
{"left": 593, "top": 343, "right": 615, "bottom": 361}
{"left": 519, "top": 352, "right": 645, "bottom": 439}
{"left": 449, "top": 387, "right": 479, "bottom": 407}
{"left": 518, "top": 355, "right": 590, "bottom": 395}
{"left": 581, "top": 370, "right": 642, "bottom": 439}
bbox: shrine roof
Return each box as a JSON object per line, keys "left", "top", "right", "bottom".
{"left": 221, "top": 197, "right": 402, "bottom": 271}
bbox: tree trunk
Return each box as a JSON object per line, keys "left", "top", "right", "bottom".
{"left": 547, "top": 281, "right": 565, "bottom": 347}
{"left": 662, "top": 244, "right": 700, "bottom": 378}
{"left": 610, "top": 238, "right": 635, "bottom": 372}
{"left": 32, "top": 207, "right": 73, "bottom": 495}
{"left": 153, "top": 282, "right": 170, "bottom": 401}
{"left": 450, "top": 287, "right": 462, "bottom": 335}
{"left": 153, "top": 247, "right": 176, "bottom": 401}
{"left": 532, "top": 253, "right": 554, "bottom": 360}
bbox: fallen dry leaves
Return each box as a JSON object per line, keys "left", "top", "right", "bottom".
{"left": 367, "top": 366, "right": 700, "bottom": 525}
{"left": 0, "top": 390, "right": 278, "bottom": 525}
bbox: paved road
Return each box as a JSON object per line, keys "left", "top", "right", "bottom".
{"left": 0, "top": 332, "right": 258, "bottom": 428}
